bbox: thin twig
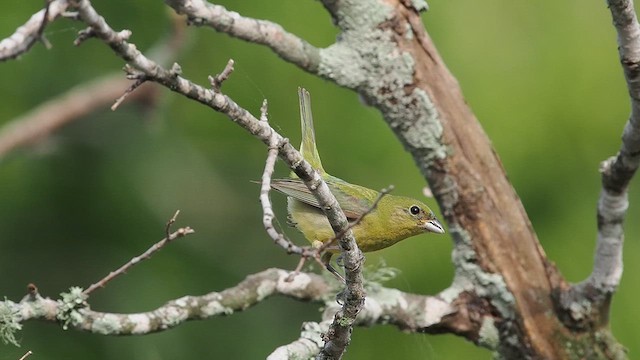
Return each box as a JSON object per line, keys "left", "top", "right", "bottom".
{"left": 83, "top": 212, "right": 194, "bottom": 296}
{"left": 18, "top": 351, "right": 33, "bottom": 360}
{"left": 286, "top": 256, "right": 309, "bottom": 282}
{"left": 111, "top": 76, "right": 147, "bottom": 110}
{"left": 209, "top": 59, "right": 235, "bottom": 92}
{"left": 165, "top": 210, "right": 181, "bottom": 239}
{"left": 258, "top": 98, "right": 320, "bottom": 279}
{"left": 259, "top": 98, "right": 268, "bottom": 122}
{"left": 37, "top": 0, "right": 53, "bottom": 49}
{"left": 73, "top": 27, "right": 95, "bottom": 46}
{"left": 258, "top": 107, "right": 308, "bottom": 256}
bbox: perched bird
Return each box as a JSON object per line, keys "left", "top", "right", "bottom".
{"left": 271, "top": 88, "right": 445, "bottom": 278}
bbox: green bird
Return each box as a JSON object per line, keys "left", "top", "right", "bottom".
{"left": 271, "top": 88, "right": 445, "bottom": 278}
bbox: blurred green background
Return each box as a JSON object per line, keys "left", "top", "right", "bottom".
{"left": 0, "top": 1, "right": 638, "bottom": 359}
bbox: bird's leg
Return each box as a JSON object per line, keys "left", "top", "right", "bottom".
{"left": 322, "top": 252, "right": 345, "bottom": 283}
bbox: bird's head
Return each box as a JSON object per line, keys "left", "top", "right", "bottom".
{"left": 382, "top": 196, "right": 445, "bottom": 237}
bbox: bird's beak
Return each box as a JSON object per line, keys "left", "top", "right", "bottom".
{"left": 424, "top": 219, "right": 445, "bottom": 234}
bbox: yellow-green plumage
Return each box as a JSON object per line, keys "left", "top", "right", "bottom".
{"left": 272, "top": 88, "right": 444, "bottom": 256}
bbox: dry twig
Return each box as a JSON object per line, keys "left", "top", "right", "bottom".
{"left": 258, "top": 99, "right": 312, "bottom": 257}
{"left": 209, "top": 59, "right": 235, "bottom": 92}
{"left": 83, "top": 211, "right": 194, "bottom": 296}
{"left": 18, "top": 351, "right": 33, "bottom": 360}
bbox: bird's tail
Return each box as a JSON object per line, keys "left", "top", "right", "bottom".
{"left": 298, "top": 87, "right": 325, "bottom": 174}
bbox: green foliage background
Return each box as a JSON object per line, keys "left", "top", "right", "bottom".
{"left": 0, "top": 1, "right": 638, "bottom": 359}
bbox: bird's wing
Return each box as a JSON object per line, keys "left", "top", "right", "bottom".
{"left": 271, "top": 178, "right": 373, "bottom": 219}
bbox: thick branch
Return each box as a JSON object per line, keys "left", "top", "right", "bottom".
{"left": 164, "top": 0, "right": 321, "bottom": 72}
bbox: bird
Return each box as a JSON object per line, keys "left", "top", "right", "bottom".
{"left": 271, "top": 88, "right": 445, "bottom": 280}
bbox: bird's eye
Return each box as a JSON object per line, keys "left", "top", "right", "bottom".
{"left": 410, "top": 205, "right": 421, "bottom": 215}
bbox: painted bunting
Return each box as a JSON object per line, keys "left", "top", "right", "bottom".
{"left": 271, "top": 88, "right": 445, "bottom": 278}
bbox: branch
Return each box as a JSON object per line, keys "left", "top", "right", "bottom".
{"left": 3, "top": 266, "right": 471, "bottom": 359}
{"left": 269, "top": 284, "right": 464, "bottom": 359}
{"left": 258, "top": 106, "right": 309, "bottom": 256}
{"left": 1, "top": 269, "right": 330, "bottom": 338}
{"left": 209, "top": 58, "right": 235, "bottom": 92}
{"left": 164, "top": 0, "right": 321, "bottom": 72}
{"left": 18, "top": 351, "right": 33, "bottom": 360}
{"left": 560, "top": 0, "right": 640, "bottom": 326}
{"left": 83, "top": 211, "right": 194, "bottom": 296}
{"left": 0, "top": 0, "right": 70, "bottom": 61}
{"left": 268, "top": 321, "right": 331, "bottom": 360}
{"left": 69, "top": 1, "right": 364, "bottom": 357}
{"left": 590, "top": 0, "right": 640, "bottom": 291}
